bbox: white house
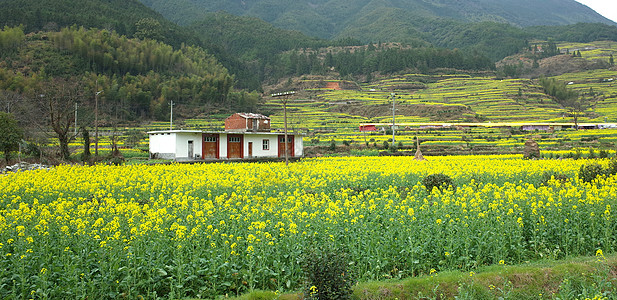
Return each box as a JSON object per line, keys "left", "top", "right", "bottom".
{"left": 148, "top": 113, "right": 304, "bottom": 160}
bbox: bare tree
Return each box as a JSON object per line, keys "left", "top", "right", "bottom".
{"left": 29, "top": 77, "right": 85, "bottom": 160}
{"left": 0, "top": 89, "right": 22, "bottom": 113}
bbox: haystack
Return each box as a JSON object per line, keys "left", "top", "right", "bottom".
{"left": 523, "top": 138, "right": 540, "bottom": 159}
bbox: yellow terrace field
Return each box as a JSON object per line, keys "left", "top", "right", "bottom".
{"left": 2, "top": 156, "right": 616, "bottom": 298}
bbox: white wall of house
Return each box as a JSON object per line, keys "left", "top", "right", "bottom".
{"left": 244, "top": 134, "right": 278, "bottom": 158}
{"left": 149, "top": 132, "right": 176, "bottom": 159}
{"left": 219, "top": 133, "right": 228, "bottom": 158}
{"left": 294, "top": 136, "right": 304, "bottom": 157}
{"left": 149, "top": 131, "right": 203, "bottom": 159}
{"left": 175, "top": 133, "right": 203, "bottom": 159}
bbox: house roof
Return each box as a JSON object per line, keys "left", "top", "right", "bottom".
{"left": 147, "top": 130, "right": 203, "bottom": 134}
{"left": 229, "top": 113, "right": 270, "bottom": 120}
{"left": 148, "top": 130, "right": 305, "bottom": 136}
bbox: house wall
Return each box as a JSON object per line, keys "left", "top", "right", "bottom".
{"left": 219, "top": 133, "right": 228, "bottom": 158}
{"left": 294, "top": 136, "right": 304, "bottom": 157}
{"left": 244, "top": 135, "right": 278, "bottom": 158}
{"left": 175, "top": 133, "right": 203, "bottom": 159}
{"left": 255, "top": 119, "right": 271, "bottom": 131}
{"left": 225, "top": 114, "right": 248, "bottom": 131}
{"left": 224, "top": 114, "right": 271, "bottom": 131}
{"left": 149, "top": 133, "right": 176, "bottom": 159}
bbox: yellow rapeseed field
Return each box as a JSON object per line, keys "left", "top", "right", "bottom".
{"left": 0, "top": 155, "right": 615, "bottom": 298}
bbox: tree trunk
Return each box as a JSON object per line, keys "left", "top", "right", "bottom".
{"left": 82, "top": 126, "right": 91, "bottom": 163}
{"left": 59, "top": 134, "right": 70, "bottom": 160}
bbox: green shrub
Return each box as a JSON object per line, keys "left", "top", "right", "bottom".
{"left": 422, "top": 173, "right": 455, "bottom": 192}
{"left": 579, "top": 163, "right": 606, "bottom": 183}
{"left": 588, "top": 148, "right": 596, "bottom": 159}
{"left": 302, "top": 244, "right": 354, "bottom": 300}
{"left": 382, "top": 140, "right": 390, "bottom": 149}
{"left": 599, "top": 150, "right": 609, "bottom": 159}
{"left": 328, "top": 140, "right": 336, "bottom": 151}
{"left": 607, "top": 158, "right": 617, "bottom": 176}
{"left": 21, "top": 141, "right": 41, "bottom": 157}
{"left": 540, "top": 171, "right": 569, "bottom": 185}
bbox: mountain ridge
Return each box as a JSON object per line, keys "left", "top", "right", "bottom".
{"left": 138, "top": 0, "right": 617, "bottom": 41}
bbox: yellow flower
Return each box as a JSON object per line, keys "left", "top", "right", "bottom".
{"left": 309, "top": 285, "right": 318, "bottom": 295}
{"left": 596, "top": 249, "right": 606, "bottom": 261}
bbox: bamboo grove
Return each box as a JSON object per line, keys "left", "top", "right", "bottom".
{"left": 0, "top": 26, "right": 261, "bottom": 121}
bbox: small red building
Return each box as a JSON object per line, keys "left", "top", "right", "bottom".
{"left": 225, "top": 113, "right": 271, "bottom": 132}
{"left": 359, "top": 124, "right": 378, "bottom": 132}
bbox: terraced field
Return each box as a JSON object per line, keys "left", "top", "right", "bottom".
{"left": 79, "top": 41, "right": 615, "bottom": 157}
{"left": 559, "top": 40, "right": 617, "bottom": 63}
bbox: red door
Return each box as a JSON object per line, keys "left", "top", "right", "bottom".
{"left": 228, "top": 134, "right": 244, "bottom": 159}
{"left": 202, "top": 134, "right": 219, "bottom": 159}
{"left": 278, "top": 135, "right": 294, "bottom": 158}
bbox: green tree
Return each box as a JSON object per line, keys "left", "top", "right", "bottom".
{"left": 610, "top": 54, "right": 614, "bottom": 66}
{"left": 0, "top": 112, "right": 23, "bottom": 163}
{"left": 134, "top": 18, "right": 164, "bottom": 41}
{"left": 539, "top": 76, "right": 585, "bottom": 129}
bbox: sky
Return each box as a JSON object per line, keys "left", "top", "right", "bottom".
{"left": 574, "top": 0, "right": 617, "bottom": 23}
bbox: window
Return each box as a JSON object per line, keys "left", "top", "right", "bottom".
{"left": 263, "top": 139, "right": 269, "bottom": 150}
{"left": 229, "top": 137, "right": 241, "bottom": 143}
{"left": 204, "top": 136, "right": 217, "bottom": 142}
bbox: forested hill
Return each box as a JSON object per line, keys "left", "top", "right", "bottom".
{"left": 0, "top": 0, "right": 272, "bottom": 91}
{"left": 0, "top": 0, "right": 201, "bottom": 48}
{"left": 138, "top": 0, "right": 617, "bottom": 40}
{"left": 0, "top": 26, "right": 262, "bottom": 122}
{"left": 189, "top": 13, "right": 329, "bottom": 61}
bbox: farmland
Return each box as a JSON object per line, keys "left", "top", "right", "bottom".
{"left": 2, "top": 155, "right": 617, "bottom": 298}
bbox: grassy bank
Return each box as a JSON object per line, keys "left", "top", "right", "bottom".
{"left": 231, "top": 254, "right": 617, "bottom": 300}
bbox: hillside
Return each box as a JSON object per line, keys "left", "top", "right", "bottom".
{"left": 0, "top": 0, "right": 272, "bottom": 91}
{"left": 190, "top": 13, "right": 326, "bottom": 60}
{"left": 138, "top": 0, "right": 617, "bottom": 40}
{"left": 0, "top": 0, "right": 202, "bottom": 49}
{"left": 0, "top": 26, "right": 261, "bottom": 124}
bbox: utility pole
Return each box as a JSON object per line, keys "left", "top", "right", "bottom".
{"left": 170, "top": 100, "right": 174, "bottom": 130}
{"left": 94, "top": 80, "right": 102, "bottom": 156}
{"left": 271, "top": 91, "right": 295, "bottom": 166}
{"left": 74, "top": 103, "right": 78, "bottom": 137}
{"left": 391, "top": 92, "right": 396, "bottom": 149}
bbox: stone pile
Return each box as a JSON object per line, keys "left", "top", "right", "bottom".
{"left": 1, "top": 162, "right": 51, "bottom": 174}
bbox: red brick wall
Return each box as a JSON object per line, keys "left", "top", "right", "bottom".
{"left": 256, "top": 119, "right": 270, "bottom": 131}
{"left": 225, "top": 114, "right": 248, "bottom": 130}
{"left": 225, "top": 114, "right": 271, "bottom": 131}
